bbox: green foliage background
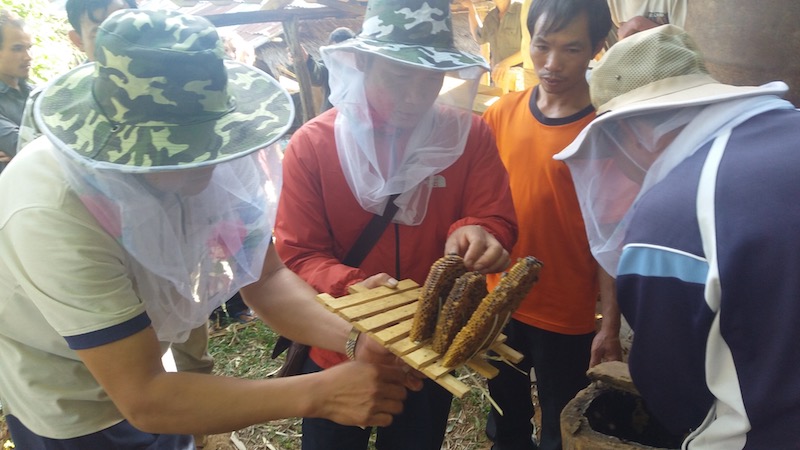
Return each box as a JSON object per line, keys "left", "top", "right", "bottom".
{"left": 2, "top": 0, "right": 83, "bottom": 85}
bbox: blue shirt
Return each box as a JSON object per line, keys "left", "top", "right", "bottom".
{"left": 618, "top": 108, "right": 800, "bottom": 448}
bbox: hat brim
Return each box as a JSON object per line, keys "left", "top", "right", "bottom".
{"left": 555, "top": 80, "right": 789, "bottom": 161}
{"left": 595, "top": 73, "right": 788, "bottom": 115}
{"left": 328, "top": 37, "right": 489, "bottom": 73}
{"left": 35, "top": 61, "right": 294, "bottom": 172}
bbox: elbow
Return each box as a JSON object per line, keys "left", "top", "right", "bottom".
{"left": 116, "top": 394, "right": 169, "bottom": 433}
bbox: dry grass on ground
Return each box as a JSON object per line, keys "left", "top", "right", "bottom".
{"left": 204, "top": 320, "right": 494, "bottom": 450}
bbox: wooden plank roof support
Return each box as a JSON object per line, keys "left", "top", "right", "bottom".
{"left": 284, "top": 16, "right": 317, "bottom": 123}
{"left": 204, "top": 7, "right": 354, "bottom": 27}
{"left": 313, "top": 0, "right": 366, "bottom": 15}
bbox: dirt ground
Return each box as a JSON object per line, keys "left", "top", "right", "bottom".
{"left": 199, "top": 432, "right": 494, "bottom": 450}
{"left": 198, "top": 433, "right": 241, "bottom": 450}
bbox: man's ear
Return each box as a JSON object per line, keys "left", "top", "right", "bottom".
{"left": 68, "top": 30, "right": 85, "bottom": 52}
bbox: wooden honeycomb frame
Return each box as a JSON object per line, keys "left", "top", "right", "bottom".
{"left": 316, "top": 279, "right": 523, "bottom": 398}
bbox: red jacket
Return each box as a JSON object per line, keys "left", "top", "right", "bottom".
{"left": 275, "top": 109, "right": 518, "bottom": 368}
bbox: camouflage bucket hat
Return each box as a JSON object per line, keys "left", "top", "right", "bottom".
{"left": 334, "top": 0, "right": 488, "bottom": 71}
{"left": 35, "top": 9, "right": 294, "bottom": 172}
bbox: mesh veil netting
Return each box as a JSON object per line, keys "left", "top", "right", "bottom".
{"left": 321, "top": 45, "right": 486, "bottom": 225}
{"left": 49, "top": 143, "right": 283, "bottom": 342}
{"left": 559, "top": 95, "right": 792, "bottom": 276}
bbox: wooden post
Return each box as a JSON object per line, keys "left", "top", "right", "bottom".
{"left": 283, "top": 17, "right": 317, "bottom": 123}
{"left": 685, "top": 0, "right": 800, "bottom": 107}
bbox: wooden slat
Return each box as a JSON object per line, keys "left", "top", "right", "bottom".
{"left": 347, "top": 284, "right": 369, "bottom": 294}
{"left": 466, "top": 358, "right": 499, "bottom": 379}
{"left": 315, "top": 293, "right": 339, "bottom": 312}
{"left": 359, "top": 302, "right": 418, "bottom": 331}
{"left": 372, "top": 319, "right": 413, "bottom": 345}
{"left": 326, "top": 280, "right": 419, "bottom": 310}
{"left": 435, "top": 374, "right": 472, "bottom": 398}
{"left": 424, "top": 361, "right": 452, "bottom": 379}
{"left": 405, "top": 347, "right": 441, "bottom": 370}
{"left": 388, "top": 336, "right": 423, "bottom": 356}
{"left": 491, "top": 342, "right": 524, "bottom": 364}
{"left": 338, "top": 289, "right": 419, "bottom": 321}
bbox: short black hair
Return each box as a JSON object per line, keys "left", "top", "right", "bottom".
{"left": 0, "top": 9, "right": 25, "bottom": 48}
{"left": 66, "top": 0, "right": 138, "bottom": 34}
{"left": 527, "top": 0, "right": 611, "bottom": 51}
{"left": 328, "top": 27, "right": 355, "bottom": 44}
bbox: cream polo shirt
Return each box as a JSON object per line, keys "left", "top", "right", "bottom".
{"left": 0, "top": 137, "right": 150, "bottom": 439}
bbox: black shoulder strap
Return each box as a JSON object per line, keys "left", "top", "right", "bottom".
{"left": 342, "top": 194, "right": 400, "bottom": 268}
{"left": 270, "top": 194, "right": 400, "bottom": 360}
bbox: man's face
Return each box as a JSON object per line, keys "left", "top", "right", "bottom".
{"left": 362, "top": 57, "right": 444, "bottom": 129}
{"left": 610, "top": 118, "right": 682, "bottom": 185}
{"left": 142, "top": 166, "right": 217, "bottom": 196}
{"left": 0, "top": 25, "right": 32, "bottom": 86}
{"left": 70, "top": 0, "right": 128, "bottom": 61}
{"left": 530, "top": 11, "right": 598, "bottom": 96}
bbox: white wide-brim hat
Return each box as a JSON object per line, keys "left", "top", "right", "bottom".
{"left": 556, "top": 24, "right": 788, "bottom": 161}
